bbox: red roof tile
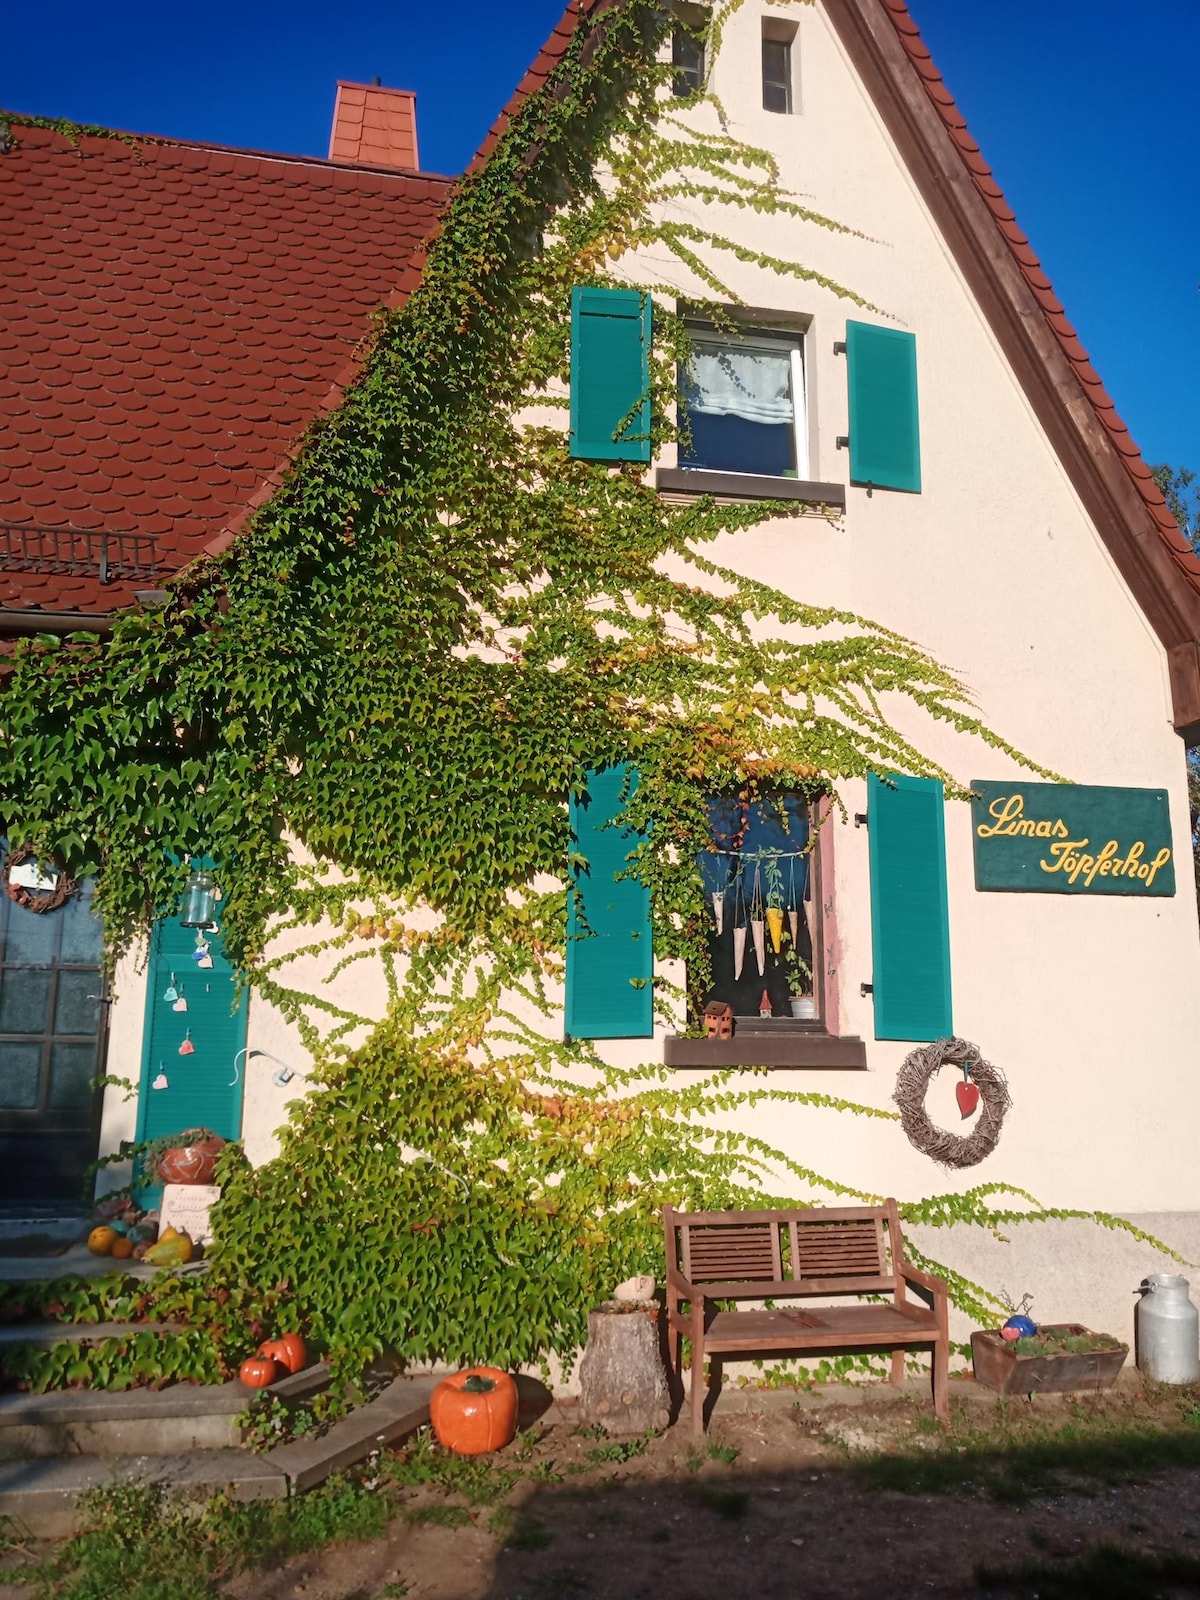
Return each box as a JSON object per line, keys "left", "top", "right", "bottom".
{"left": 0, "top": 123, "right": 449, "bottom": 612}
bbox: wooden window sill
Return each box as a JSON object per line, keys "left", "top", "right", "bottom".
{"left": 664, "top": 1028, "right": 867, "bottom": 1069}
{"left": 654, "top": 468, "right": 847, "bottom": 508}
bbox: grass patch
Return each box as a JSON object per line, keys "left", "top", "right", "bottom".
{"left": 975, "top": 1541, "right": 1200, "bottom": 1597}
{"left": 383, "top": 1428, "right": 518, "bottom": 1504}
{"left": 586, "top": 1437, "right": 648, "bottom": 1465}
{"left": 854, "top": 1396, "right": 1200, "bottom": 1504}
{"left": 10, "top": 1477, "right": 392, "bottom": 1600}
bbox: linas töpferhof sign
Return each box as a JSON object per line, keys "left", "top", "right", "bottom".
{"left": 971, "top": 781, "right": 1174, "bottom": 896}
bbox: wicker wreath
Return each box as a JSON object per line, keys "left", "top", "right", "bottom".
{"left": 893, "top": 1036, "right": 1011, "bottom": 1169}
{"left": 2, "top": 845, "right": 77, "bottom": 914}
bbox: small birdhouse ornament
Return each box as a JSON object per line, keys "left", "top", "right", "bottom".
{"left": 704, "top": 1000, "right": 734, "bottom": 1041}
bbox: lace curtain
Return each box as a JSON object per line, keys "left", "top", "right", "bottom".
{"left": 685, "top": 342, "right": 795, "bottom": 425}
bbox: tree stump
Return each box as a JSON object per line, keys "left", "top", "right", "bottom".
{"left": 578, "top": 1302, "right": 671, "bottom": 1436}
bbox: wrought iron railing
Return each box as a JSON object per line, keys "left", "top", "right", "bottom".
{"left": 0, "top": 521, "right": 171, "bottom": 584}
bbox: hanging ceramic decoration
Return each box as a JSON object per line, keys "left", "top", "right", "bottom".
{"left": 172, "top": 989, "right": 188, "bottom": 1013}
{"left": 787, "top": 856, "right": 800, "bottom": 949}
{"left": 196, "top": 950, "right": 214, "bottom": 970}
{"left": 178, "top": 1030, "right": 195, "bottom": 1057}
{"left": 750, "top": 865, "right": 766, "bottom": 978}
{"left": 712, "top": 890, "right": 725, "bottom": 936}
{"left": 192, "top": 935, "right": 211, "bottom": 966}
{"left": 162, "top": 974, "right": 179, "bottom": 1004}
{"left": 152, "top": 1065, "right": 169, "bottom": 1090}
{"left": 766, "top": 905, "right": 784, "bottom": 955}
{"left": 733, "top": 924, "right": 747, "bottom": 980}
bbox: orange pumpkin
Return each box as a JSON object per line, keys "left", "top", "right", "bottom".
{"left": 257, "top": 1332, "right": 307, "bottom": 1376}
{"left": 430, "top": 1367, "right": 518, "bottom": 1456}
{"left": 87, "top": 1226, "right": 117, "bottom": 1255}
{"left": 109, "top": 1236, "right": 135, "bottom": 1260}
{"left": 238, "top": 1355, "right": 279, "bottom": 1389}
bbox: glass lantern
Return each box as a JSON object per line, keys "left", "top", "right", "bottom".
{"left": 180, "top": 867, "right": 217, "bottom": 928}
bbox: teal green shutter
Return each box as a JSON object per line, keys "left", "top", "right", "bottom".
{"left": 570, "top": 287, "right": 652, "bottom": 462}
{"left": 867, "top": 773, "right": 951, "bottom": 1041}
{"left": 566, "top": 764, "right": 653, "bottom": 1038}
{"left": 846, "top": 320, "right": 921, "bottom": 492}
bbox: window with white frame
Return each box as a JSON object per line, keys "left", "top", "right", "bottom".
{"left": 678, "top": 325, "right": 808, "bottom": 479}
{"left": 762, "top": 34, "right": 793, "bottom": 113}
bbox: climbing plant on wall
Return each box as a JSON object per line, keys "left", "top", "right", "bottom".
{"left": 0, "top": 0, "right": 1167, "bottom": 1385}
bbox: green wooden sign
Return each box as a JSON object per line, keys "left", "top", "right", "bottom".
{"left": 971, "top": 781, "right": 1175, "bottom": 896}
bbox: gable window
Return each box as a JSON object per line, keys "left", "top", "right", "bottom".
{"left": 697, "top": 794, "right": 819, "bottom": 1022}
{"left": 672, "top": 11, "right": 707, "bottom": 96}
{"left": 762, "top": 35, "right": 793, "bottom": 113}
{"left": 679, "top": 325, "right": 808, "bottom": 479}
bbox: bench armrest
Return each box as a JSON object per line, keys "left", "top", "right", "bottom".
{"left": 666, "top": 1264, "right": 703, "bottom": 1301}
{"left": 900, "top": 1262, "right": 947, "bottom": 1298}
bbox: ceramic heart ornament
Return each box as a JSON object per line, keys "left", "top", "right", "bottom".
{"left": 956, "top": 1080, "right": 980, "bottom": 1119}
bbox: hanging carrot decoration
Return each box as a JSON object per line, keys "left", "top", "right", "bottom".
{"left": 750, "top": 863, "right": 766, "bottom": 977}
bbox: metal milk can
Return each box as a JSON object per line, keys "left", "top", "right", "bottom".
{"left": 1135, "top": 1273, "right": 1200, "bottom": 1384}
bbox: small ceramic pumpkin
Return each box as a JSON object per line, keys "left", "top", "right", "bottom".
{"left": 431, "top": 1367, "right": 518, "bottom": 1456}
{"left": 258, "top": 1332, "right": 307, "bottom": 1376}
{"left": 238, "top": 1354, "right": 279, "bottom": 1389}
{"left": 87, "top": 1226, "right": 117, "bottom": 1256}
{"left": 110, "top": 1236, "right": 135, "bottom": 1260}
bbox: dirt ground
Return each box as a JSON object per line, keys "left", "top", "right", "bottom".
{"left": 223, "top": 1375, "right": 1200, "bottom": 1600}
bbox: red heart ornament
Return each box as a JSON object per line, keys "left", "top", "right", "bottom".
{"left": 956, "top": 1080, "right": 980, "bottom": 1119}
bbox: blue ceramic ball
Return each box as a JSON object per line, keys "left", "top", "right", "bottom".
{"left": 1003, "top": 1314, "right": 1036, "bottom": 1338}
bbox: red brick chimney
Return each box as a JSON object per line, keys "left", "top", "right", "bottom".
{"left": 328, "top": 80, "right": 419, "bottom": 171}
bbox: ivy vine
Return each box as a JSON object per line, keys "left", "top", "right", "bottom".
{"left": 0, "top": 0, "right": 1163, "bottom": 1388}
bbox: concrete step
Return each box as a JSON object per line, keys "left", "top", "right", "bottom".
{"left": 0, "top": 1372, "right": 432, "bottom": 1536}
{"left": 0, "top": 1449, "right": 288, "bottom": 1538}
{"left": 0, "top": 1363, "right": 331, "bottom": 1459}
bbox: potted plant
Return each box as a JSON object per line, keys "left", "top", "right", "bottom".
{"left": 971, "top": 1322, "right": 1128, "bottom": 1395}
{"left": 144, "top": 1127, "right": 226, "bottom": 1186}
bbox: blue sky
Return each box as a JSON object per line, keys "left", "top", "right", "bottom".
{"left": 4, "top": 0, "right": 1196, "bottom": 470}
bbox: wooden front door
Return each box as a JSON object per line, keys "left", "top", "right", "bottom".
{"left": 136, "top": 908, "right": 247, "bottom": 1171}
{"left": 0, "top": 876, "right": 107, "bottom": 1209}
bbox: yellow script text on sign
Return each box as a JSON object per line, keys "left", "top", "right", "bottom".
{"left": 970, "top": 782, "right": 1175, "bottom": 896}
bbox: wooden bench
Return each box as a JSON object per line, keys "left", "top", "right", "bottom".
{"left": 663, "top": 1200, "right": 949, "bottom": 1437}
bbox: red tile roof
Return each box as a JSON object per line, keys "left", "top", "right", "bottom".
{"left": 328, "top": 83, "right": 420, "bottom": 172}
{"left": 879, "top": 0, "right": 1200, "bottom": 595}
{"left": 0, "top": 124, "right": 449, "bottom": 613}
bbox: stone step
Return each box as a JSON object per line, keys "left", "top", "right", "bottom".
{"left": 0, "top": 1449, "right": 288, "bottom": 1538}
{"left": 0, "top": 1321, "right": 181, "bottom": 1348}
{"left": 264, "top": 1374, "right": 435, "bottom": 1492}
{"left": 0, "top": 1372, "right": 432, "bottom": 1535}
{"left": 0, "top": 1363, "right": 331, "bottom": 1459}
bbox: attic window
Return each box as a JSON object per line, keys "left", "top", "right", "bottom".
{"left": 762, "top": 38, "right": 793, "bottom": 114}
{"left": 672, "top": 7, "right": 708, "bottom": 96}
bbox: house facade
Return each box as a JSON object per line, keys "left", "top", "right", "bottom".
{"left": 1, "top": 1, "right": 1196, "bottom": 1346}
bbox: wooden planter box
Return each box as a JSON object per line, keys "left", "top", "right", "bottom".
{"left": 971, "top": 1324, "right": 1127, "bottom": 1396}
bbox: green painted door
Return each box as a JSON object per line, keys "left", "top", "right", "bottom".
{"left": 136, "top": 908, "right": 247, "bottom": 1173}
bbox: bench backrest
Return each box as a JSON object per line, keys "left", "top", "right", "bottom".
{"left": 664, "top": 1202, "right": 905, "bottom": 1292}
